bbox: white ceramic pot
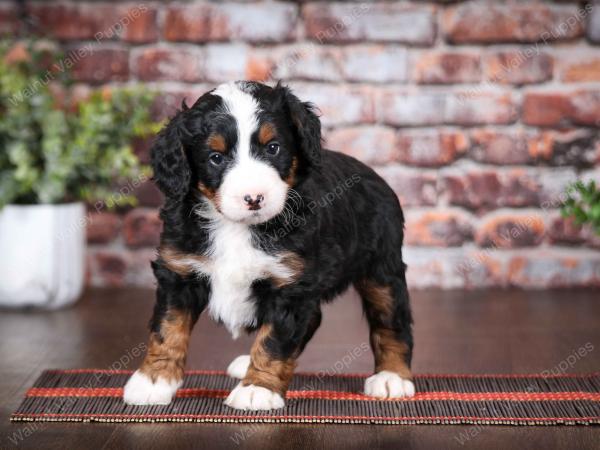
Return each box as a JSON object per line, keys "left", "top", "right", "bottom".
{"left": 0, "top": 203, "right": 86, "bottom": 308}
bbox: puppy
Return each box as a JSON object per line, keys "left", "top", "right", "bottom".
{"left": 123, "top": 81, "right": 414, "bottom": 410}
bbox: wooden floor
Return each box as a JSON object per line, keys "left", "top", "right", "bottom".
{"left": 1, "top": 287, "right": 599, "bottom": 449}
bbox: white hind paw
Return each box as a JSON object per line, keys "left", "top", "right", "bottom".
{"left": 364, "top": 371, "right": 415, "bottom": 399}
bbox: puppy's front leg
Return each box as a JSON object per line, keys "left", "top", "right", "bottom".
{"left": 224, "top": 324, "right": 292, "bottom": 410}
{"left": 225, "top": 305, "right": 322, "bottom": 410}
{"left": 124, "top": 273, "right": 207, "bottom": 405}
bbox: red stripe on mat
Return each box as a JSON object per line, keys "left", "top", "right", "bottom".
{"left": 11, "top": 412, "right": 600, "bottom": 423}
{"left": 25, "top": 387, "right": 600, "bottom": 402}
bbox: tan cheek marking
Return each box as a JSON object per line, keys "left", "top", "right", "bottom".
{"left": 207, "top": 133, "right": 227, "bottom": 153}
{"left": 159, "top": 245, "right": 208, "bottom": 277}
{"left": 258, "top": 123, "right": 277, "bottom": 145}
{"left": 242, "top": 324, "right": 296, "bottom": 395}
{"left": 285, "top": 157, "right": 299, "bottom": 187}
{"left": 140, "top": 310, "right": 193, "bottom": 383}
{"left": 271, "top": 251, "right": 304, "bottom": 288}
{"left": 197, "top": 182, "right": 222, "bottom": 212}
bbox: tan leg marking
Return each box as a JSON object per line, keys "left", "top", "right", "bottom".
{"left": 139, "top": 309, "right": 193, "bottom": 384}
{"left": 242, "top": 324, "right": 296, "bottom": 396}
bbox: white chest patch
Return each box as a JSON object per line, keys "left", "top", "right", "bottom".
{"left": 191, "top": 214, "right": 295, "bottom": 339}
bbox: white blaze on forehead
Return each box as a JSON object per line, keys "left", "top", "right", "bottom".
{"left": 211, "top": 82, "right": 289, "bottom": 225}
{"left": 213, "top": 82, "right": 260, "bottom": 161}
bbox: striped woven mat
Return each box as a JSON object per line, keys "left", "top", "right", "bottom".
{"left": 11, "top": 370, "right": 600, "bottom": 425}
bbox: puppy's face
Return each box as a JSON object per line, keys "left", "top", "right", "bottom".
{"left": 152, "top": 82, "right": 321, "bottom": 225}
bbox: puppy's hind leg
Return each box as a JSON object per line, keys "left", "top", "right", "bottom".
{"left": 355, "top": 265, "right": 415, "bottom": 399}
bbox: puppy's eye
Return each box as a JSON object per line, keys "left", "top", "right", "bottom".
{"left": 209, "top": 152, "right": 224, "bottom": 166}
{"left": 266, "top": 142, "right": 280, "bottom": 156}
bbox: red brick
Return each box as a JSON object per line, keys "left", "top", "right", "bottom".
{"left": 484, "top": 51, "right": 553, "bottom": 85}
{"left": 92, "top": 251, "right": 128, "bottom": 287}
{"left": 507, "top": 252, "right": 600, "bottom": 288}
{"left": 121, "top": 5, "right": 159, "bottom": 43}
{"left": 292, "top": 83, "right": 374, "bottom": 127}
{"left": 397, "top": 130, "right": 468, "bottom": 167}
{"left": 523, "top": 90, "right": 600, "bottom": 127}
{"left": 325, "top": 126, "right": 397, "bottom": 165}
{"left": 522, "top": 92, "right": 572, "bottom": 127}
{"left": 476, "top": 213, "right": 545, "bottom": 249}
{"left": 443, "top": 2, "right": 585, "bottom": 44}
{"left": 87, "top": 212, "right": 121, "bottom": 245}
{"left": 442, "top": 168, "right": 540, "bottom": 210}
{"left": 28, "top": 3, "right": 119, "bottom": 40}
{"left": 548, "top": 215, "right": 587, "bottom": 245}
{"left": 561, "top": 56, "right": 600, "bottom": 82}
{"left": 405, "top": 210, "right": 473, "bottom": 247}
{"left": 70, "top": 47, "right": 129, "bottom": 83}
{"left": 378, "top": 89, "right": 516, "bottom": 126}
{"left": 164, "top": 3, "right": 297, "bottom": 43}
{"left": 28, "top": 3, "right": 155, "bottom": 41}
{"left": 132, "top": 47, "right": 202, "bottom": 82}
{"left": 374, "top": 167, "right": 437, "bottom": 207}
{"left": 470, "top": 130, "right": 531, "bottom": 165}
{"left": 302, "top": 3, "right": 436, "bottom": 45}
{"left": 163, "top": 4, "right": 213, "bottom": 42}
{"left": 469, "top": 129, "right": 596, "bottom": 167}
{"left": 530, "top": 130, "right": 598, "bottom": 166}
{"left": 134, "top": 181, "right": 164, "bottom": 208}
{"left": 123, "top": 208, "right": 161, "bottom": 248}
{"left": 0, "top": 5, "right": 17, "bottom": 34}
{"left": 412, "top": 52, "right": 481, "bottom": 84}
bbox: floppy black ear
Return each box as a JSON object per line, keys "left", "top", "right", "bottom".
{"left": 279, "top": 85, "right": 322, "bottom": 168}
{"left": 151, "top": 111, "right": 191, "bottom": 201}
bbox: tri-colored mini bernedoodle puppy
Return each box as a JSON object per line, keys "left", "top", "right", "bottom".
{"left": 123, "top": 81, "right": 415, "bottom": 410}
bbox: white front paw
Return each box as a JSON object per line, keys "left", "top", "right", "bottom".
{"left": 364, "top": 371, "right": 415, "bottom": 399}
{"left": 123, "top": 370, "right": 182, "bottom": 405}
{"left": 226, "top": 354, "right": 251, "bottom": 379}
{"left": 224, "top": 383, "right": 285, "bottom": 411}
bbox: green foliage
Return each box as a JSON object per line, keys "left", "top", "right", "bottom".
{"left": 562, "top": 180, "right": 600, "bottom": 236}
{"left": 0, "top": 41, "right": 161, "bottom": 208}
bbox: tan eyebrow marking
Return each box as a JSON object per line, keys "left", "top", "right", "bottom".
{"left": 258, "top": 123, "right": 277, "bottom": 145}
{"left": 207, "top": 133, "right": 227, "bottom": 153}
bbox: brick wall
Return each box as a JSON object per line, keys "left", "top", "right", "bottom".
{"left": 4, "top": 0, "right": 600, "bottom": 289}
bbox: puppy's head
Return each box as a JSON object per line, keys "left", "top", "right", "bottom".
{"left": 151, "top": 81, "right": 321, "bottom": 225}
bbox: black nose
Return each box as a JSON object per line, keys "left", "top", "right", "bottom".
{"left": 243, "top": 194, "right": 264, "bottom": 210}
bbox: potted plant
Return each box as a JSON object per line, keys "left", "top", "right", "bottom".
{"left": 0, "top": 41, "right": 158, "bottom": 308}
